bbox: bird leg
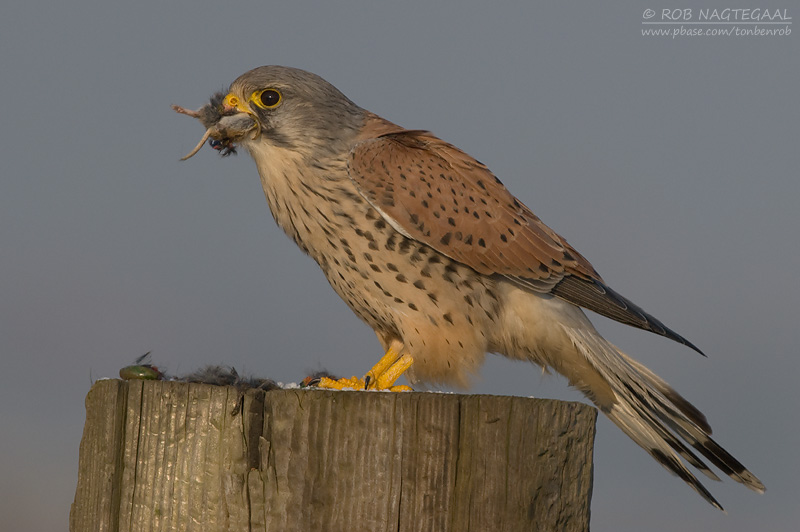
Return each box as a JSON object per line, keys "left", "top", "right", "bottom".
{"left": 317, "top": 339, "right": 413, "bottom": 392}
{"left": 373, "top": 354, "right": 414, "bottom": 390}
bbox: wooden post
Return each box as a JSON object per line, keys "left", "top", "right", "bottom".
{"left": 70, "top": 379, "right": 596, "bottom": 532}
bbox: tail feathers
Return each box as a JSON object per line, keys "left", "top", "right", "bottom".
{"left": 621, "top": 354, "right": 764, "bottom": 489}
{"left": 606, "top": 394, "right": 726, "bottom": 510}
{"left": 561, "top": 326, "right": 765, "bottom": 509}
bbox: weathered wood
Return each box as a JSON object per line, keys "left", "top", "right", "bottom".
{"left": 70, "top": 379, "right": 596, "bottom": 532}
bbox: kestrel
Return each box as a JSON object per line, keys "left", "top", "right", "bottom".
{"left": 174, "top": 65, "right": 764, "bottom": 509}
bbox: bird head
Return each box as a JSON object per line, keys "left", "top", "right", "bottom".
{"left": 174, "top": 66, "right": 366, "bottom": 161}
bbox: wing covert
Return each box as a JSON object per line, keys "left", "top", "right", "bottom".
{"left": 348, "top": 131, "right": 598, "bottom": 292}
{"left": 347, "top": 129, "right": 702, "bottom": 354}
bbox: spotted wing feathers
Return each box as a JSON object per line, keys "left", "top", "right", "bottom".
{"left": 349, "top": 132, "right": 596, "bottom": 285}
{"left": 348, "top": 129, "right": 699, "bottom": 351}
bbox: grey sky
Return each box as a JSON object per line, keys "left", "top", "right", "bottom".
{"left": 1, "top": 1, "right": 796, "bottom": 530}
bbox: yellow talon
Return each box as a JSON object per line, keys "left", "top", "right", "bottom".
{"left": 375, "top": 354, "right": 413, "bottom": 390}
{"left": 364, "top": 340, "right": 403, "bottom": 386}
{"left": 317, "top": 376, "right": 361, "bottom": 390}
{"left": 316, "top": 340, "right": 413, "bottom": 392}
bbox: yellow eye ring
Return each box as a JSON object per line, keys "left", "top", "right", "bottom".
{"left": 249, "top": 88, "right": 282, "bottom": 109}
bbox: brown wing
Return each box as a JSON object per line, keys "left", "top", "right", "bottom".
{"left": 348, "top": 130, "right": 703, "bottom": 354}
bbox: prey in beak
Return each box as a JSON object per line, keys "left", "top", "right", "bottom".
{"left": 172, "top": 92, "right": 258, "bottom": 160}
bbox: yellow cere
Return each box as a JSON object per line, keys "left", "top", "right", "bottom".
{"left": 223, "top": 93, "right": 241, "bottom": 109}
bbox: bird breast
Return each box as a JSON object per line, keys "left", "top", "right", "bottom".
{"left": 243, "top": 138, "right": 502, "bottom": 386}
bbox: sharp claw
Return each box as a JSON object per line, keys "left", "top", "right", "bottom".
{"left": 180, "top": 129, "right": 211, "bottom": 160}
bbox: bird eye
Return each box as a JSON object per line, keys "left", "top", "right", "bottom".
{"left": 251, "top": 89, "right": 282, "bottom": 109}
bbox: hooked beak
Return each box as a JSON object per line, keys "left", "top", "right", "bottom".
{"left": 222, "top": 93, "right": 256, "bottom": 118}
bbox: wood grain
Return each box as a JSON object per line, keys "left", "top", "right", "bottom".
{"left": 70, "top": 380, "right": 595, "bottom": 532}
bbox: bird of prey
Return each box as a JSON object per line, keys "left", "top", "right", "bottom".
{"left": 173, "top": 65, "right": 764, "bottom": 509}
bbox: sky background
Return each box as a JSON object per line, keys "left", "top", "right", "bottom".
{"left": 1, "top": 2, "right": 797, "bottom": 531}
